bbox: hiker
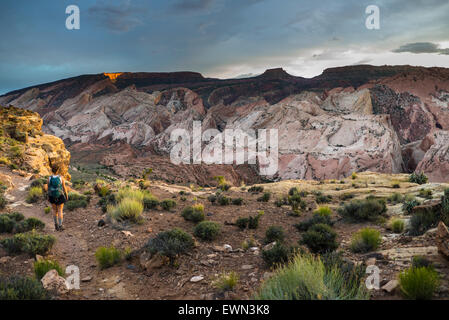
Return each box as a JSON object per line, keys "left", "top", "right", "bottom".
{"left": 44, "top": 166, "right": 69, "bottom": 231}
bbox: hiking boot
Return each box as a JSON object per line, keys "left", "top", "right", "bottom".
{"left": 55, "top": 223, "right": 60, "bottom": 231}
{"left": 58, "top": 225, "right": 65, "bottom": 231}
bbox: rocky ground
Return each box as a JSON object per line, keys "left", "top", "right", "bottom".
{"left": 1, "top": 167, "right": 449, "bottom": 300}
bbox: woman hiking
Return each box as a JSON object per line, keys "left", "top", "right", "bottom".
{"left": 44, "top": 165, "right": 69, "bottom": 231}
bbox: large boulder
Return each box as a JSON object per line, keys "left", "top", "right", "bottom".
{"left": 41, "top": 269, "right": 69, "bottom": 296}
{"left": 436, "top": 221, "right": 449, "bottom": 260}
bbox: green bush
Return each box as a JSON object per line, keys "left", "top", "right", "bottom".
{"left": 294, "top": 215, "right": 333, "bottom": 232}
{"left": 0, "top": 215, "right": 16, "bottom": 233}
{"left": 412, "top": 256, "right": 433, "bottom": 269}
{"left": 143, "top": 193, "right": 159, "bottom": 210}
{"left": 95, "top": 246, "right": 122, "bottom": 269}
{"left": 207, "top": 194, "right": 217, "bottom": 204}
{"left": 44, "top": 206, "right": 51, "bottom": 214}
{"left": 387, "top": 193, "right": 403, "bottom": 204}
{"left": 403, "top": 198, "right": 420, "bottom": 215}
{"left": 145, "top": 228, "right": 194, "bottom": 264}
{"left": 0, "top": 194, "right": 6, "bottom": 209}
{"left": 213, "top": 272, "right": 239, "bottom": 291}
{"left": 160, "top": 199, "right": 177, "bottom": 211}
{"left": 68, "top": 191, "right": 89, "bottom": 202}
{"left": 6, "top": 212, "right": 24, "bottom": 222}
{"left": 315, "top": 192, "right": 332, "bottom": 204}
{"left": 350, "top": 228, "right": 381, "bottom": 253}
{"left": 264, "top": 226, "right": 285, "bottom": 244}
{"left": 108, "top": 198, "right": 144, "bottom": 224}
{"left": 98, "top": 193, "right": 116, "bottom": 213}
{"left": 340, "top": 193, "right": 355, "bottom": 201}
{"left": 248, "top": 211, "right": 263, "bottom": 229}
{"left": 288, "top": 187, "right": 300, "bottom": 196}
{"left": 181, "top": 204, "right": 205, "bottom": 223}
{"left": 34, "top": 259, "right": 64, "bottom": 280}
{"left": 0, "top": 276, "right": 48, "bottom": 300}
{"left": 399, "top": 266, "right": 439, "bottom": 300}
{"left": 217, "top": 195, "right": 231, "bottom": 206}
{"left": 257, "top": 192, "right": 271, "bottom": 202}
{"left": 300, "top": 224, "right": 338, "bottom": 254}
{"left": 321, "top": 251, "right": 366, "bottom": 290}
{"left": 232, "top": 198, "right": 244, "bottom": 205}
{"left": 15, "top": 218, "right": 45, "bottom": 233}
{"left": 338, "top": 197, "right": 386, "bottom": 222}
{"left": 236, "top": 217, "right": 249, "bottom": 230}
{"left": 116, "top": 188, "right": 144, "bottom": 203}
{"left": 314, "top": 206, "right": 332, "bottom": 217}
{"left": 288, "top": 194, "right": 306, "bottom": 214}
{"left": 26, "top": 186, "right": 43, "bottom": 203}
{"left": 255, "top": 253, "right": 369, "bottom": 300}
{"left": 194, "top": 221, "right": 221, "bottom": 241}
{"left": 0, "top": 232, "right": 55, "bottom": 256}
{"left": 248, "top": 185, "right": 264, "bottom": 193}
{"left": 30, "top": 178, "right": 47, "bottom": 189}
{"left": 65, "top": 199, "right": 88, "bottom": 211}
{"left": 390, "top": 218, "right": 405, "bottom": 234}
{"left": 409, "top": 172, "right": 428, "bottom": 185}
{"left": 261, "top": 242, "right": 295, "bottom": 267}
{"left": 418, "top": 189, "right": 433, "bottom": 199}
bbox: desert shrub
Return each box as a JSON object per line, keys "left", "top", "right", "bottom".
{"left": 315, "top": 192, "right": 332, "bottom": 204}
{"left": 288, "top": 194, "right": 306, "bottom": 214}
{"left": 314, "top": 206, "right": 332, "bottom": 217}
{"left": 145, "top": 228, "right": 194, "bottom": 264}
{"left": 387, "top": 192, "right": 403, "bottom": 204}
{"left": 15, "top": 218, "right": 45, "bottom": 233}
{"left": 143, "top": 192, "right": 159, "bottom": 210}
{"left": 95, "top": 246, "right": 122, "bottom": 269}
{"left": 264, "top": 226, "right": 285, "bottom": 244}
{"left": 182, "top": 204, "right": 205, "bottom": 223}
{"left": 402, "top": 198, "right": 420, "bottom": 214}
{"left": 262, "top": 242, "right": 295, "bottom": 267}
{"left": 257, "top": 192, "right": 271, "bottom": 202}
{"left": 160, "top": 199, "right": 177, "bottom": 211}
{"left": 0, "top": 232, "right": 55, "bottom": 256}
{"left": 96, "top": 185, "right": 110, "bottom": 197}
{"left": 30, "top": 178, "right": 47, "bottom": 189}
{"left": 236, "top": 217, "right": 249, "bottom": 230}
{"left": 34, "top": 259, "right": 64, "bottom": 280}
{"left": 68, "top": 191, "right": 89, "bottom": 202}
{"left": 248, "top": 185, "right": 264, "bottom": 193}
{"left": 338, "top": 197, "right": 386, "bottom": 222}
{"left": 288, "top": 187, "right": 300, "bottom": 196}
{"left": 255, "top": 253, "right": 369, "bottom": 300}
{"left": 412, "top": 256, "right": 433, "bottom": 269}
{"left": 392, "top": 182, "right": 400, "bottom": 189}
{"left": 44, "top": 206, "right": 51, "bottom": 214}
{"left": 274, "top": 196, "right": 288, "bottom": 207}
{"left": 351, "top": 172, "right": 358, "bottom": 180}
{"left": 98, "top": 193, "right": 116, "bottom": 213}
{"left": 321, "top": 251, "right": 366, "bottom": 291}
{"left": 194, "top": 221, "right": 221, "bottom": 241}
{"left": 350, "top": 228, "right": 381, "bottom": 253}
{"left": 207, "top": 194, "right": 217, "bottom": 204}
{"left": 241, "top": 237, "right": 257, "bottom": 251}
{"left": 26, "top": 186, "right": 43, "bottom": 203}
{"left": 108, "top": 198, "right": 143, "bottom": 224}
{"left": 409, "top": 208, "right": 446, "bottom": 236}
{"left": 116, "top": 188, "right": 144, "bottom": 203}
{"left": 214, "top": 176, "right": 231, "bottom": 191}
{"left": 294, "top": 214, "right": 333, "bottom": 232}
{"left": 217, "top": 195, "right": 230, "bottom": 206}
{"left": 399, "top": 266, "right": 439, "bottom": 300}
{"left": 390, "top": 218, "right": 405, "bottom": 233}
{"left": 418, "top": 189, "right": 433, "bottom": 199}
{"left": 0, "top": 215, "right": 16, "bottom": 233}
{"left": 66, "top": 199, "right": 88, "bottom": 211}
{"left": 5, "top": 212, "right": 24, "bottom": 222}
{"left": 409, "top": 172, "right": 428, "bottom": 185}
{"left": 0, "top": 276, "right": 48, "bottom": 300}
{"left": 236, "top": 211, "right": 263, "bottom": 230}
{"left": 340, "top": 193, "right": 355, "bottom": 201}
{"left": 232, "top": 197, "right": 244, "bottom": 205}
{"left": 442, "top": 188, "right": 449, "bottom": 215}
{"left": 300, "top": 224, "right": 338, "bottom": 254}
{"left": 0, "top": 194, "right": 6, "bottom": 209}
{"left": 213, "top": 271, "right": 239, "bottom": 291}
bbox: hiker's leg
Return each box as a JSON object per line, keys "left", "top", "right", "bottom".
{"left": 51, "top": 204, "right": 58, "bottom": 229}
{"left": 57, "top": 204, "right": 64, "bottom": 227}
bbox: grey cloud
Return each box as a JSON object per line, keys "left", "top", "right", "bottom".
{"left": 392, "top": 42, "right": 449, "bottom": 55}
{"left": 88, "top": 0, "right": 147, "bottom": 32}
{"left": 171, "top": 0, "right": 214, "bottom": 12}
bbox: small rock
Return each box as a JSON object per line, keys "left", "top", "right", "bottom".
{"left": 249, "top": 247, "right": 259, "bottom": 252}
{"left": 241, "top": 265, "right": 253, "bottom": 270}
{"left": 81, "top": 276, "right": 93, "bottom": 282}
{"left": 190, "top": 275, "right": 204, "bottom": 283}
{"left": 223, "top": 244, "right": 232, "bottom": 252}
{"left": 207, "top": 212, "right": 214, "bottom": 216}
{"left": 263, "top": 242, "right": 276, "bottom": 251}
{"left": 207, "top": 253, "right": 217, "bottom": 259}
{"left": 98, "top": 219, "right": 105, "bottom": 227}
{"left": 121, "top": 231, "right": 134, "bottom": 237}
{"left": 127, "top": 264, "right": 136, "bottom": 270}
{"left": 0, "top": 256, "right": 11, "bottom": 264}
{"left": 382, "top": 280, "right": 399, "bottom": 293}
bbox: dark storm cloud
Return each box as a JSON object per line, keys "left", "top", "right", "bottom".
{"left": 88, "top": 0, "right": 147, "bottom": 32}
{"left": 393, "top": 42, "right": 449, "bottom": 55}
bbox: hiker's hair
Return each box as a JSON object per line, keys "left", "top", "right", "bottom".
{"left": 51, "top": 165, "right": 59, "bottom": 174}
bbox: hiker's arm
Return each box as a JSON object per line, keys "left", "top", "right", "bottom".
{"left": 62, "top": 178, "right": 69, "bottom": 199}
{"left": 43, "top": 178, "right": 49, "bottom": 192}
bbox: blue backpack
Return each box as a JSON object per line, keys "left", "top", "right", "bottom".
{"left": 48, "top": 176, "right": 63, "bottom": 198}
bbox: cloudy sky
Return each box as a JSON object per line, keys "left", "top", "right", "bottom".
{"left": 0, "top": 0, "right": 448, "bottom": 94}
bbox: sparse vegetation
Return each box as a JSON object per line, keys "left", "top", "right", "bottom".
{"left": 160, "top": 199, "right": 177, "bottom": 211}
{"left": 402, "top": 197, "right": 420, "bottom": 214}
{"left": 248, "top": 185, "right": 264, "bottom": 193}
{"left": 182, "top": 204, "right": 205, "bottom": 223}
{"left": 288, "top": 193, "right": 306, "bottom": 215}
{"left": 315, "top": 192, "right": 332, "bottom": 204}
{"left": 217, "top": 195, "right": 231, "bottom": 206}
{"left": 0, "top": 276, "right": 48, "bottom": 300}
{"left": 257, "top": 192, "right": 271, "bottom": 202}
{"left": 145, "top": 228, "right": 195, "bottom": 265}
{"left": 300, "top": 223, "right": 338, "bottom": 254}
{"left": 350, "top": 228, "right": 381, "bottom": 253}
{"left": 26, "top": 186, "right": 43, "bottom": 203}
{"left": 255, "top": 253, "right": 369, "bottom": 300}
{"left": 264, "top": 226, "right": 285, "bottom": 244}
{"left": 34, "top": 259, "right": 64, "bottom": 280}
{"left": 108, "top": 198, "right": 144, "bottom": 224}
{"left": 418, "top": 188, "right": 433, "bottom": 199}
{"left": 236, "top": 211, "right": 264, "bottom": 230}
{"left": 409, "top": 172, "right": 428, "bottom": 185}
{"left": 0, "top": 232, "right": 55, "bottom": 256}
{"left": 314, "top": 206, "right": 332, "bottom": 217}
{"left": 390, "top": 218, "right": 405, "bottom": 233}
{"left": 338, "top": 197, "right": 386, "bottom": 222}
{"left": 261, "top": 242, "right": 295, "bottom": 267}
{"left": 387, "top": 192, "right": 403, "bottom": 204}
{"left": 294, "top": 214, "right": 333, "bottom": 232}
{"left": 194, "top": 221, "right": 221, "bottom": 241}
{"left": 95, "top": 246, "right": 122, "bottom": 269}
{"left": 232, "top": 197, "right": 244, "bottom": 205}
{"left": 213, "top": 271, "right": 239, "bottom": 291}
{"left": 399, "top": 266, "right": 439, "bottom": 300}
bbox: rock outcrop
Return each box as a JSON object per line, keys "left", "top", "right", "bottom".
{"left": 437, "top": 222, "right": 449, "bottom": 260}
{"left": 0, "top": 106, "right": 71, "bottom": 180}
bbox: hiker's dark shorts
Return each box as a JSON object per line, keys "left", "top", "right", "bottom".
{"left": 49, "top": 195, "right": 66, "bottom": 205}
